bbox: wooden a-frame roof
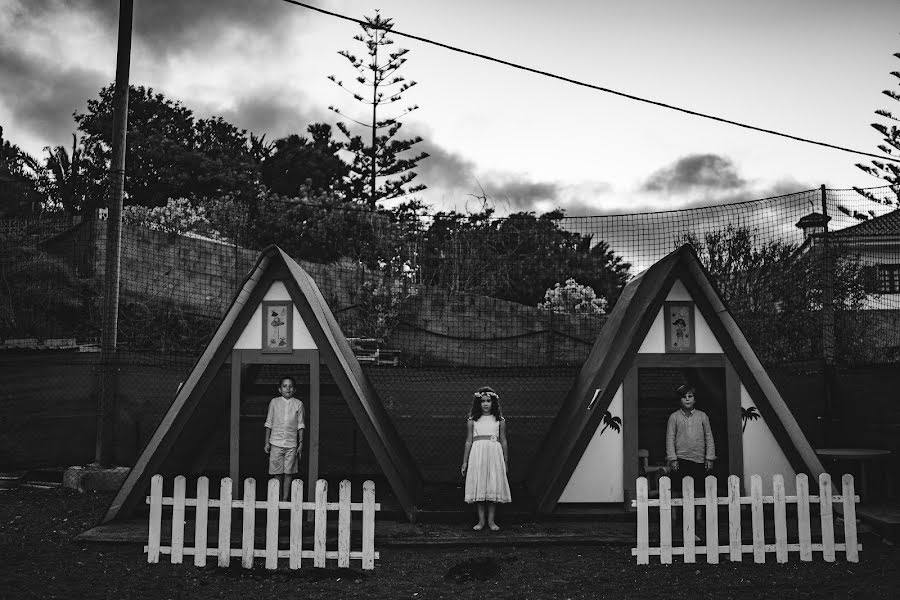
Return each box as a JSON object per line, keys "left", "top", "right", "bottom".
{"left": 104, "top": 246, "right": 423, "bottom": 522}
{"left": 526, "top": 244, "right": 825, "bottom": 512}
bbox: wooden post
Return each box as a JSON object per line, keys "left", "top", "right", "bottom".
{"left": 683, "top": 476, "right": 696, "bottom": 563}
{"left": 289, "top": 479, "right": 304, "bottom": 569}
{"left": 96, "top": 0, "right": 133, "bottom": 466}
{"left": 820, "top": 473, "right": 835, "bottom": 562}
{"left": 796, "top": 474, "right": 812, "bottom": 561}
{"left": 750, "top": 475, "right": 765, "bottom": 563}
{"left": 362, "top": 480, "right": 376, "bottom": 570}
{"left": 242, "top": 478, "right": 256, "bottom": 568}
{"left": 820, "top": 184, "right": 837, "bottom": 446}
{"left": 773, "top": 474, "right": 788, "bottom": 563}
{"left": 659, "top": 477, "right": 672, "bottom": 564}
{"left": 635, "top": 477, "right": 649, "bottom": 565}
{"left": 230, "top": 351, "right": 241, "bottom": 494}
{"left": 171, "top": 476, "right": 186, "bottom": 564}
{"left": 842, "top": 474, "right": 859, "bottom": 563}
{"left": 727, "top": 475, "right": 741, "bottom": 562}
{"left": 338, "top": 480, "right": 352, "bottom": 568}
{"left": 314, "top": 480, "right": 327, "bottom": 568}
{"left": 265, "top": 479, "right": 280, "bottom": 570}
{"left": 308, "top": 357, "right": 320, "bottom": 515}
{"left": 704, "top": 476, "right": 719, "bottom": 563}
{"left": 218, "top": 478, "right": 233, "bottom": 567}
{"left": 194, "top": 477, "right": 209, "bottom": 567}
{"left": 147, "top": 475, "right": 163, "bottom": 563}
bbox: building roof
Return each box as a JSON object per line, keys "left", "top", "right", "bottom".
{"left": 526, "top": 244, "right": 825, "bottom": 512}
{"left": 829, "top": 208, "right": 900, "bottom": 237}
{"left": 103, "top": 245, "right": 423, "bottom": 522}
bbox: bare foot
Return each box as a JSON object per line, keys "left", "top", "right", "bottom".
{"left": 488, "top": 523, "right": 500, "bottom": 531}
{"left": 472, "top": 523, "right": 484, "bottom": 531}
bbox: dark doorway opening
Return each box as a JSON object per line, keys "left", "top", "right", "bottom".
{"left": 638, "top": 367, "right": 728, "bottom": 490}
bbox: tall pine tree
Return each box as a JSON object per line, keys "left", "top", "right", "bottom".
{"left": 855, "top": 50, "right": 900, "bottom": 205}
{"left": 328, "top": 12, "right": 428, "bottom": 207}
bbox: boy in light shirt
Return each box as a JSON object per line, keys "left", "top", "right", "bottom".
{"left": 264, "top": 376, "right": 305, "bottom": 500}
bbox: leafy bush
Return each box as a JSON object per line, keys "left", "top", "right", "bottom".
{"left": 123, "top": 198, "right": 210, "bottom": 234}
{"left": 538, "top": 278, "right": 608, "bottom": 315}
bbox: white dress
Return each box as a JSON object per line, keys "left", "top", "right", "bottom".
{"left": 464, "top": 416, "right": 512, "bottom": 504}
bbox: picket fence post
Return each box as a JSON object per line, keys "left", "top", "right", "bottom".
{"left": 194, "top": 477, "right": 209, "bottom": 567}
{"left": 289, "top": 479, "right": 304, "bottom": 569}
{"left": 727, "top": 475, "right": 741, "bottom": 562}
{"left": 217, "top": 478, "right": 232, "bottom": 567}
{"left": 635, "top": 477, "right": 649, "bottom": 565}
{"left": 145, "top": 476, "right": 379, "bottom": 570}
{"left": 631, "top": 473, "right": 860, "bottom": 565}
{"left": 265, "top": 479, "right": 280, "bottom": 570}
{"left": 682, "top": 477, "right": 695, "bottom": 563}
{"left": 704, "top": 476, "right": 719, "bottom": 564}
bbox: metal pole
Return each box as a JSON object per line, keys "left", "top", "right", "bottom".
{"left": 96, "top": 0, "right": 133, "bottom": 465}
{"left": 819, "top": 184, "right": 836, "bottom": 446}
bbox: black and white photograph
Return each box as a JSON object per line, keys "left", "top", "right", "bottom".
{"left": 2, "top": 1, "right": 899, "bottom": 598}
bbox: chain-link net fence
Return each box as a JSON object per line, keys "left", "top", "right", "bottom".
{"left": 2, "top": 185, "right": 899, "bottom": 495}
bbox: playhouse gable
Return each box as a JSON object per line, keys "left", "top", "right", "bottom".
{"left": 528, "top": 244, "right": 825, "bottom": 512}
{"left": 104, "top": 246, "right": 422, "bottom": 523}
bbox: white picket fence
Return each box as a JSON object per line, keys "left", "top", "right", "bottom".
{"left": 145, "top": 475, "right": 379, "bottom": 570}
{"left": 632, "top": 473, "right": 860, "bottom": 565}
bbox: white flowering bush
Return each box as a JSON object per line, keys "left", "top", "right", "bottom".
{"left": 123, "top": 198, "right": 209, "bottom": 234}
{"left": 538, "top": 278, "right": 608, "bottom": 315}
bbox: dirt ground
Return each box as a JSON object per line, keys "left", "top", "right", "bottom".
{"left": 2, "top": 486, "right": 899, "bottom": 600}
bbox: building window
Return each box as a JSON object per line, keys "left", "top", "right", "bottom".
{"left": 877, "top": 264, "right": 900, "bottom": 294}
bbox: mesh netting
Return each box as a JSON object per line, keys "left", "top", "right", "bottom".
{"left": 1, "top": 185, "right": 898, "bottom": 484}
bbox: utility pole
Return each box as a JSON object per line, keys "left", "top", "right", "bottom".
{"left": 819, "top": 184, "right": 836, "bottom": 447}
{"left": 96, "top": 0, "right": 133, "bottom": 466}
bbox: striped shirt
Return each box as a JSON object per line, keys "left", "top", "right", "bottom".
{"left": 665, "top": 409, "right": 715, "bottom": 463}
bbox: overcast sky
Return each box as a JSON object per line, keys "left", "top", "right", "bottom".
{"left": 1, "top": 0, "right": 898, "bottom": 217}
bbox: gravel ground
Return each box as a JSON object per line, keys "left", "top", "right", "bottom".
{"left": 2, "top": 486, "right": 899, "bottom": 600}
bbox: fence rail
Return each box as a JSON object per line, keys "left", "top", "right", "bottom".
{"left": 145, "top": 475, "right": 380, "bottom": 570}
{"left": 632, "top": 473, "right": 859, "bottom": 565}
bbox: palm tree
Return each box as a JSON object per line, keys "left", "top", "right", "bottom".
{"left": 599, "top": 411, "right": 622, "bottom": 435}
{"left": 44, "top": 134, "right": 86, "bottom": 213}
{"left": 741, "top": 406, "right": 760, "bottom": 432}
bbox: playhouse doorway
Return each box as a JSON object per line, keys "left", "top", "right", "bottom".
{"left": 637, "top": 367, "right": 729, "bottom": 487}
{"left": 238, "top": 364, "right": 313, "bottom": 480}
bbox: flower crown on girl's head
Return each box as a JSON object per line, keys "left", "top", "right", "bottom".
{"left": 474, "top": 390, "right": 499, "bottom": 401}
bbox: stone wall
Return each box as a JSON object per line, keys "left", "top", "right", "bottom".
{"left": 53, "top": 218, "right": 603, "bottom": 367}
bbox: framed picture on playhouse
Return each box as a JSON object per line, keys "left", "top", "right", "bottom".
{"left": 664, "top": 301, "right": 695, "bottom": 353}
{"left": 262, "top": 301, "right": 293, "bottom": 353}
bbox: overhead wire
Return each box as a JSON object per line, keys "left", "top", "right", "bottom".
{"left": 279, "top": 0, "right": 900, "bottom": 164}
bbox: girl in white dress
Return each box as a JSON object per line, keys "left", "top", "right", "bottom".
{"left": 461, "top": 386, "right": 511, "bottom": 530}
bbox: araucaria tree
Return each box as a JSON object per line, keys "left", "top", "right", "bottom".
{"left": 328, "top": 12, "right": 428, "bottom": 207}
{"left": 855, "top": 49, "right": 900, "bottom": 204}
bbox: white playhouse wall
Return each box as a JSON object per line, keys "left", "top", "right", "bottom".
{"left": 233, "top": 281, "right": 318, "bottom": 350}
{"left": 558, "top": 385, "right": 624, "bottom": 502}
{"left": 558, "top": 278, "right": 798, "bottom": 502}
{"left": 741, "top": 384, "right": 796, "bottom": 494}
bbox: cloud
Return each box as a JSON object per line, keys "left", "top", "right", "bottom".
{"left": 481, "top": 179, "right": 560, "bottom": 211}
{"left": 411, "top": 138, "right": 565, "bottom": 214}
{"left": 642, "top": 153, "right": 746, "bottom": 193}
{"left": 1, "top": 0, "right": 309, "bottom": 151}
{"left": 0, "top": 45, "right": 107, "bottom": 145}
{"left": 414, "top": 139, "right": 477, "bottom": 190}
{"left": 211, "top": 93, "right": 331, "bottom": 141}
{"left": 9, "top": 1, "right": 295, "bottom": 57}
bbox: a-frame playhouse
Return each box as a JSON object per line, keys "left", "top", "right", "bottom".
{"left": 527, "top": 244, "right": 826, "bottom": 513}
{"left": 104, "top": 245, "right": 423, "bottom": 522}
